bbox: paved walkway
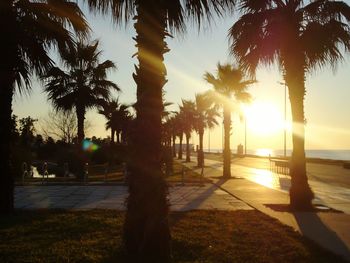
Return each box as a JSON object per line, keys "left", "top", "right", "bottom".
{"left": 181, "top": 157, "right": 350, "bottom": 261}
{"left": 15, "top": 185, "right": 252, "bottom": 211}
{"left": 196, "top": 154, "right": 350, "bottom": 214}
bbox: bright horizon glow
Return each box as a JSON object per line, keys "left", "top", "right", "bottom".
{"left": 255, "top": 148, "right": 273, "bottom": 157}
{"left": 243, "top": 102, "right": 291, "bottom": 135}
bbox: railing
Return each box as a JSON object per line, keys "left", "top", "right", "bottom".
{"left": 269, "top": 158, "right": 290, "bottom": 176}
{"left": 20, "top": 161, "right": 126, "bottom": 185}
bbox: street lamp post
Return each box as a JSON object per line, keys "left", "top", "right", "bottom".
{"left": 278, "top": 81, "right": 287, "bottom": 157}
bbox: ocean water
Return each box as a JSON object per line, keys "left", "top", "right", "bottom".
{"left": 204, "top": 148, "right": 350, "bottom": 161}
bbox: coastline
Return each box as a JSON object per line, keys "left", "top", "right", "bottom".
{"left": 204, "top": 152, "right": 350, "bottom": 166}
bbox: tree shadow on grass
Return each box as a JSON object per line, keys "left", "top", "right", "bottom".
{"left": 169, "top": 179, "right": 230, "bottom": 225}
{"left": 293, "top": 212, "right": 350, "bottom": 261}
{"left": 265, "top": 203, "right": 350, "bottom": 261}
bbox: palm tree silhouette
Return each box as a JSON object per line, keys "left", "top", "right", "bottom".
{"left": 0, "top": 0, "right": 88, "bottom": 213}
{"left": 205, "top": 63, "right": 253, "bottom": 178}
{"left": 174, "top": 112, "right": 185, "bottom": 160}
{"left": 180, "top": 99, "right": 196, "bottom": 162}
{"left": 229, "top": 0, "right": 350, "bottom": 210}
{"left": 167, "top": 116, "right": 178, "bottom": 157}
{"left": 43, "top": 41, "right": 120, "bottom": 145}
{"left": 99, "top": 98, "right": 130, "bottom": 145}
{"left": 194, "top": 92, "right": 219, "bottom": 167}
{"left": 85, "top": 0, "right": 235, "bottom": 260}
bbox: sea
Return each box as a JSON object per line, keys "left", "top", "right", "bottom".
{"left": 204, "top": 148, "right": 350, "bottom": 161}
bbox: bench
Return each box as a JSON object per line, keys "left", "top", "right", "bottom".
{"left": 269, "top": 158, "right": 290, "bottom": 176}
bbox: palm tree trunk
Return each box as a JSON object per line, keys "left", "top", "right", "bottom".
{"left": 0, "top": 75, "right": 15, "bottom": 214}
{"left": 178, "top": 134, "right": 183, "bottom": 159}
{"left": 124, "top": 3, "right": 171, "bottom": 262}
{"left": 198, "top": 129, "right": 204, "bottom": 167}
{"left": 286, "top": 68, "right": 314, "bottom": 210}
{"left": 116, "top": 130, "right": 120, "bottom": 144}
{"left": 0, "top": 3, "right": 16, "bottom": 213}
{"left": 223, "top": 106, "right": 231, "bottom": 178}
{"left": 110, "top": 128, "right": 115, "bottom": 145}
{"left": 76, "top": 106, "right": 85, "bottom": 144}
{"left": 185, "top": 133, "right": 191, "bottom": 162}
{"left": 172, "top": 134, "right": 176, "bottom": 157}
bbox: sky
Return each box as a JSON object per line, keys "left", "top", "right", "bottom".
{"left": 13, "top": 2, "right": 350, "bottom": 151}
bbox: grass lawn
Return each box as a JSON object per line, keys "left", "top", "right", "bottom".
{"left": 0, "top": 210, "right": 345, "bottom": 263}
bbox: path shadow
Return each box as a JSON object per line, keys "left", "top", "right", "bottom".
{"left": 179, "top": 183, "right": 223, "bottom": 211}
{"left": 170, "top": 178, "right": 230, "bottom": 225}
{"left": 293, "top": 212, "right": 350, "bottom": 261}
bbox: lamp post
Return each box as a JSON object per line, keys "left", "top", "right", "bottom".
{"left": 278, "top": 81, "right": 287, "bottom": 157}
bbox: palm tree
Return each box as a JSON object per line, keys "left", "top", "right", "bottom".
{"left": 99, "top": 98, "right": 130, "bottom": 145}
{"left": 174, "top": 112, "right": 185, "bottom": 160}
{"left": 43, "top": 41, "right": 120, "bottom": 145}
{"left": 180, "top": 99, "right": 196, "bottom": 162}
{"left": 161, "top": 101, "right": 175, "bottom": 148}
{"left": 0, "top": 0, "right": 88, "bottom": 213}
{"left": 229, "top": 0, "right": 350, "bottom": 210}
{"left": 161, "top": 117, "right": 172, "bottom": 147}
{"left": 194, "top": 92, "right": 219, "bottom": 167}
{"left": 85, "top": 0, "right": 236, "bottom": 260}
{"left": 99, "top": 100, "right": 118, "bottom": 144}
{"left": 165, "top": 116, "right": 178, "bottom": 157}
{"left": 160, "top": 101, "right": 176, "bottom": 148}
{"left": 205, "top": 63, "right": 253, "bottom": 178}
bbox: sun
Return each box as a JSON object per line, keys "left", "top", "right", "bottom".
{"left": 243, "top": 102, "right": 288, "bottom": 135}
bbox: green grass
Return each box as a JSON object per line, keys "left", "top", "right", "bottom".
{"left": 0, "top": 210, "right": 346, "bottom": 263}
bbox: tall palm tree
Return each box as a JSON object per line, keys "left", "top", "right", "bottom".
{"left": 85, "top": 0, "right": 236, "bottom": 260}
{"left": 194, "top": 92, "right": 219, "bottom": 167}
{"left": 99, "top": 98, "right": 130, "bottom": 145}
{"left": 0, "top": 0, "right": 88, "bottom": 214}
{"left": 229, "top": 0, "right": 350, "bottom": 210}
{"left": 44, "top": 41, "right": 120, "bottom": 144}
{"left": 180, "top": 99, "right": 196, "bottom": 162}
{"left": 205, "top": 63, "right": 253, "bottom": 178}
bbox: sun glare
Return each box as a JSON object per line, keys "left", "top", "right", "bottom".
{"left": 250, "top": 168, "right": 276, "bottom": 189}
{"left": 255, "top": 148, "right": 273, "bottom": 157}
{"left": 244, "top": 102, "right": 287, "bottom": 135}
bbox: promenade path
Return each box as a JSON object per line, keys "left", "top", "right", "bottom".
{"left": 183, "top": 156, "right": 350, "bottom": 261}
{"left": 197, "top": 154, "right": 350, "bottom": 214}
{"left": 15, "top": 184, "right": 252, "bottom": 211}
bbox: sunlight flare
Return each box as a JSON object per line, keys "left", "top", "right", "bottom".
{"left": 250, "top": 168, "right": 276, "bottom": 189}
{"left": 243, "top": 102, "right": 288, "bottom": 135}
